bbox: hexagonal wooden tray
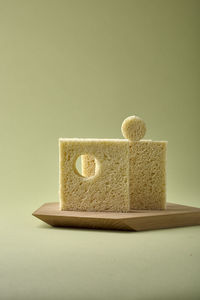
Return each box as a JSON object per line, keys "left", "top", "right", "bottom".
{"left": 32, "top": 202, "right": 200, "bottom": 231}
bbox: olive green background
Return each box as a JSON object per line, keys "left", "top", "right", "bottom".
{"left": 0, "top": 0, "right": 199, "bottom": 299}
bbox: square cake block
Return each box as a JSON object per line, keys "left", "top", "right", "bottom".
{"left": 83, "top": 140, "right": 167, "bottom": 210}
{"left": 129, "top": 141, "right": 167, "bottom": 210}
{"left": 59, "top": 139, "right": 130, "bottom": 212}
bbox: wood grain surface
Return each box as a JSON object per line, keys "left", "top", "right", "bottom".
{"left": 33, "top": 202, "right": 200, "bottom": 231}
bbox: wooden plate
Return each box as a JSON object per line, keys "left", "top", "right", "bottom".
{"left": 32, "top": 202, "right": 200, "bottom": 231}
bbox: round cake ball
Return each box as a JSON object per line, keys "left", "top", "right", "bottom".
{"left": 121, "top": 116, "right": 146, "bottom": 141}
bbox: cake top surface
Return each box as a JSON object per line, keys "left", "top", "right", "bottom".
{"left": 59, "top": 115, "right": 167, "bottom": 142}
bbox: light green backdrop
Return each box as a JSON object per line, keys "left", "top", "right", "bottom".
{"left": 0, "top": 0, "right": 199, "bottom": 299}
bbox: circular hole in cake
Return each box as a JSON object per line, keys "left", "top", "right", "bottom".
{"left": 75, "top": 154, "right": 99, "bottom": 178}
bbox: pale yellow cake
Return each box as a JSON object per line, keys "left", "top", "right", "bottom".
{"left": 82, "top": 140, "right": 167, "bottom": 210}
{"left": 81, "top": 154, "right": 95, "bottom": 177}
{"left": 121, "top": 115, "right": 146, "bottom": 141}
{"left": 129, "top": 140, "right": 167, "bottom": 210}
{"left": 59, "top": 115, "right": 167, "bottom": 212}
{"left": 59, "top": 138, "right": 130, "bottom": 212}
{"left": 82, "top": 115, "right": 167, "bottom": 210}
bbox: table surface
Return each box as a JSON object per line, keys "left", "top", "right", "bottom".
{"left": 1, "top": 198, "right": 200, "bottom": 300}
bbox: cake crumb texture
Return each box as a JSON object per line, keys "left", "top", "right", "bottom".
{"left": 129, "top": 141, "right": 167, "bottom": 210}
{"left": 121, "top": 116, "right": 146, "bottom": 141}
{"left": 82, "top": 140, "right": 167, "bottom": 210}
{"left": 59, "top": 139, "right": 130, "bottom": 212}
